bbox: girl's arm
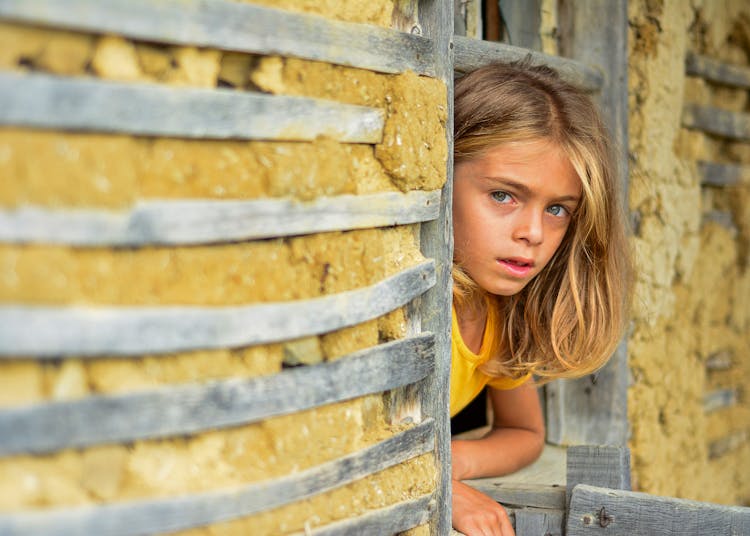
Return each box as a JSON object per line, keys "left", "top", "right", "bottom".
{"left": 451, "top": 380, "right": 545, "bottom": 481}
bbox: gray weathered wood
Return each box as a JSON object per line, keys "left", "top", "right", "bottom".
{"left": 0, "top": 334, "right": 434, "bottom": 455}
{"left": 709, "top": 429, "right": 749, "bottom": 459}
{"left": 699, "top": 161, "right": 750, "bottom": 187}
{"left": 498, "top": 0, "right": 543, "bottom": 51}
{"left": 514, "top": 507, "right": 564, "bottom": 536}
{"left": 705, "top": 349, "right": 734, "bottom": 370}
{"left": 0, "top": 71, "right": 384, "bottom": 143}
{"left": 453, "top": 35, "right": 603, "bottom": 92}
{"left": 0, "top": 190, "right": 440, "bottom": 247}
{"left": 567, "top": 484, "right": 750, "bottom": 536}
{"left": 703, "top": 388, "right": 739, "bottom": 413}
{"left": 0, "top": 260, "right": 435, "bottom": 357}
{"left": 291, "top": 494, "right": 434, "bottom": 535}
{"left": 0, "top": 420, "right": 435, "bottom": 536}
{"left": 418, "top": 1, "right": 454, "bottom": 534}
{"left": 0, "top": 0, "right": 435, "bottom": 76}
{"left": 463, "top": 480, "right": 565, "bottom": 509}
{"left": 566, "top": 445, "right": 631, "bottom": 513}
{"left": 683, "top": 103, "right": 750, "bottom": 142}
{"left": 686, "top": 52, "right": 750, "bottom": 89}
{"left": 702, "top": 210, "right": 737, "bottom": 232}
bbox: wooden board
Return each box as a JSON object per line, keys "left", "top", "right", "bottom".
{"left": 0, "top": 71, "right": 384, "bottom": 143}
{"left": 0, "top": 0, "right": 435, "bottom": 76}
{"left": 463, "top": 481, "right": 565, "bottom": 509}
{"left": 0, "top": 420, "right": 435, "bottom": 536}
{"left": 683, "top": 103, "right": 750, "bottom": 142}
{"left": 0, "top": 190, "right": 441, "bottom": 247}
{"left": 566, "top": 445, "right": 631, "bottom": 512}
{"left": 699, "top": 161, "right": 750, "bottom": 186}
{"left": 567, "top": 484, "right": 750, "bottom": 536}
{"left": 514, "top": 507, "right": 564, "bottom": 536}
{"left": 686, "top": 52, "right": 750, "bottom": 89}
{"left": 0, "top": 334, "right": 434, "bottom": 455}
{"left": 0, "top": 260, "right": 435, "bottom": 357}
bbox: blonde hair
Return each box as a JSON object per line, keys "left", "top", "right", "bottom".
{"left": 453, "top": 60, "right": 632, "bottom": 381}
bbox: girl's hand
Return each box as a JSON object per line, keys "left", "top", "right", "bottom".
{"left": 452, "top": 479, "right": 515, "bottom": 536}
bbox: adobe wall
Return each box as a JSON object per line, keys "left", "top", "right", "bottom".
{"left": 628, "top": 0, "right": 750, "bottom": 506}
{"left": 0, "top": 2, "right": 446, "bottom": 534}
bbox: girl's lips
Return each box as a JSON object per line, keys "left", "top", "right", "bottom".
{"left": 498, "top": 258, "right": 534, "bottom": 277}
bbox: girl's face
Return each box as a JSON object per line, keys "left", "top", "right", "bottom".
{"left": 453, "top": 139, "right": 581, "bottom": 297}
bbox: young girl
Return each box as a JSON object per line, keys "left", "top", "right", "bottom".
{"left": 449, "top": 61, "right": 632, "bottom": 536}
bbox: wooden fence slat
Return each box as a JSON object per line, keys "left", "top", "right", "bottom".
{"left": 463, "top": 481, "right": 566, "bottom": 510}
{"left": 567, "top": 484, "right": 750, "bottom": 536}
{"left": 683, "top": 103, "right": 750, "bottom": 142}
{"left": 291, "top": 494, "right": 434, "bottom": 535}
{"left": 709, "top": 429, "right": 750, "bottom": 459}
{"left": 702, "top": 210, "right": 737, "bottom": 232}
{"left": 0, "top": 420, "right": 435, "bottom": 536}
{"left": 703, "top": 388, "right": 739, "bottom": 413}
{"left": 0, "top": 260, "right": 435, "bottom": 357}
{"left": 705, "top": 349, "right": 734, "bottom": 370}
{"left": 0, "top": 190, "right": 441, "bottom": 247}
{"left": 0, "top": 71, "right": 384, "bottom": 143}
{"left": 686, "top": 52, "right": 750, "bottom": 89}
{"left": 452, "top": 35, "right": 603, "bottom": 92}
{"left": 0, "top": 0, "right": 435, "bottom": 76}
{"left": 0, "top": 334, "right": 435, "bottom": 455}
{"left": 699, "top": 161, "right": 750, "bottom": 186}
{"left": 514, "top": 507, "right": 564, "bottom": 536}
{"left": 566, "top": 445, "right": 631, "bottom": 512}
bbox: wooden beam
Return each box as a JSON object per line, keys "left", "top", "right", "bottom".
{"left": 705, "top": 349, "right": 734, "bottom": 370}
{"left": 0, "top": 420, "right": 435, "bottom": 536}
{"left": 686, "top": 52, "right": 750, "bottom": 90}
{"left": 709, "top": 429, "right": 750, "bottom": 459}
{"left": 0, "top": 260, "right": 435, "bottom": 357}
{"left": 514, "top": 507, "right": 564, "bottom": 536}
{"left": 566, "top": 445, "right": 631, "bottom": 512}
{"left": 463, "top": 481, "right": 565, "bottom": 509}
{"left": 0, "top": 190, "right": 441, "bottom": 247}
{"left": 699, "top": 161, "right": 750, "bottom": 187}
{"left": 453, "top": 35, "right": 603, "bottom": 92}
{"left": 702, "top": 210, "right": 737, "bottom": 232}
{"left": 292, "top": 494, "right": 434, "bottom": 535}
{"left": 0, "top": 0, "right": 435, "bottom": 76}
{"left": 0, "top": 72, "right": 384, "bottom": 143}
{"left": 567, "top": 484, "right": 750, "bottom": 535}
{"left": 0, "top": 334, "right": 434, "bottom": 455}
{"left": 703, "top": 388, "right": 739, "bottom": 413}
{"left": 683, "top": 103, "right": 750, "bottom": 142}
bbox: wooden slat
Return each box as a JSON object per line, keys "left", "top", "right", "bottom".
{"left": 699, "top": 161, "right": 750, "bottom": 186}
{"left": 453, "top": 35, "right": 603, "bottom": 92}
{"left": 702, "top": 210, "right": 736, "bottom": 231}
{"left": 464, "top": 480, "right": 565, "bottom": 509}
{"left": 514, "top": 507, "right": 564, "bottom": 536}
{"left": 0, "top": 334, "right": 434, "bottom": 455}
{"left": 703, "top": 388, "right": 738, "bottom": 413}
{"left": 705, "top": 349, "right": 734, "bottom": 370}
{"left": 291, "top": 494, "right": 434, "bottom": 535}
{"left": 0, "top": 420, "right": 435, "bottom": 536}
{"left": 566, "top": 445, "right": 631, "bottom": 512}
{"left": 567, "top": 484, "right": 750, "bottom": 536}
{"left": 418, "top": 2, "right": 455, "bottom": 534}
{"left": 0, "top": 0, "right": 435, "bottom": 76}
{"left": 683, "top": 103, "right": 750, "bottom": 142}
{"left": 0, "top": 71, "right": 384, "bottom": 143}
{"left": 0, "top": 260, "right": 435, "bottom": 357}
{"left": 686, "top": 52, "right": 750, "bottom": 89}
{"left": 0, "top": 190, "right": 441, "bottom": 247}
{"left": 709, "top": 429, "right": 750, "bottom": 459}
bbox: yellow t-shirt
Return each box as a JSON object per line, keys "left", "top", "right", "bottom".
{"left": 450, "top": 304, "right": 530, "bottom": 417}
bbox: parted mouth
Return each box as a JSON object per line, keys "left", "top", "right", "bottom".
{"left": 501, "top": 257, "right": 534, "bottom": 267}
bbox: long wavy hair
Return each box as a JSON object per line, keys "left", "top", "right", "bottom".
{"left": 453, "top": 60, "right": 632, "bottom": 381}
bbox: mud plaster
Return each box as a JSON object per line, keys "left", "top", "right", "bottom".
{"left": 628, "top": 0, "right": 750, "bottom": 505}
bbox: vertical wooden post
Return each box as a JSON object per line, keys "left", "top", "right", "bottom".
{"left": 566, "top": 445, "right": 631, "bottom": 512}
{"left": 418, "top": 1, "right": 454, "bottom": 533}
{"left": 545, "top": 0, "right": 630, "bottom": 447}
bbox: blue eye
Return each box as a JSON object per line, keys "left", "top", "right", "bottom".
{"left": 547, "top": 205, "right": 568, "bottom": 217}
{"left": 491, "top": 191, "right": 512, "bottom": 203}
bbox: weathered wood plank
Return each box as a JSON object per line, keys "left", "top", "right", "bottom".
{"left": 0, "top": 0, "right": 435, "bottom": 76}
{"left": 709, "top": 429, "right": 750, "bottom": 459}
{"left": 514, "top": 507, "right": 564, "bottom": 536}
{"left": 0, "top": 334, "right": 434, "bottom": 455}
{"left": 418, "top": 1, "right": 454, "bottom": 534}
{"left": 453, "top": 35, "right": 603, "bottom": 92}
{"left": 703, "top": 388, "right": 739, "bottom": 413}
{"left": 0, "top": 260, "right": 435, "bottom": 357}
{"left": 699, "top": 161, "right": 750, "bottom": 186}
{"left": 0, "top": 71, "right": 384, "bottom": 143}
{"left": 566, "top": 445, "right": 631, "bottom": 512}
{"left": 702, "top": 210, "right": 737, "bottom": 232}
{"left": 290, "top": 494, "right": 434, "bottom": 535}
{"left": 683, "top": 103, "right": 750, "bottom": 142}
{"left": 0, "top": 420, "right": 435, "bottom": 536}
{"left": 686, "top": 52, "right": 750, "bottom": 89}
{"left": 463, "top": 480, "right": 565, "bottom": 509}
{"left": 498, "top": 0, "right": 543, "bottom": 51}
{"left": 0, "top": 190, "right": 441, "bottom": 247}
{"left": 705, "top": 349, "right": 734, "bottom": 370}
{"left": 567, "top": 484, "right": 750, "bottom": 536}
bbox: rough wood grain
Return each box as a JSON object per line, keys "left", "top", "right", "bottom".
{"left": 686, "top": 52, "right": 750, "bottom": 89}
{"left": 683, "top": 103, "right": 750, "bottom": 142}
{"left": 453, "top": 35, "right": 603, "bottom": 92}
{"left": 699, "top": 161, "right": 750, "bottom": 186}
{"left": 0, "top": 0, "right": 435, "bottom": 76}
{"left": 0, "top": 420, "right": 435, "bottom": 536}
{"left": 498, "top": 0, "right": 543, "bottom": 51}
{"left": 0, "top": 191, "right": 441, "bottom": 247}
{"left": 0, "top": 260, "right": 435, "bottom": 357}
{"left": 566, "top": 445, "right": 631, "bottom": 512}
{"left": 463, "top": 481, "right": 566, "bottom": 510}
{"left": 567, "top": 484, "right": 750, "bottom": 536}
{"left": 514, "top": 507, "right": 564, "bottom": 536}
{"left": 0, "top": 71, "right": 384, "bottom": 143}
{"left": 0, "top": 334, "right": 434, "bottom": 455}
{"left": 291, "top": 494, "right": 434, "bottom": 535}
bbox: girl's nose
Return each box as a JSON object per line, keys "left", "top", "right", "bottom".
{"left": 511, "top": 207, "right": 544, "bottom": 245}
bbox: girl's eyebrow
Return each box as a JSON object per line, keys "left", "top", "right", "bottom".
{"left": 479, "top": 176, "right": 581, "bottom": 204}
